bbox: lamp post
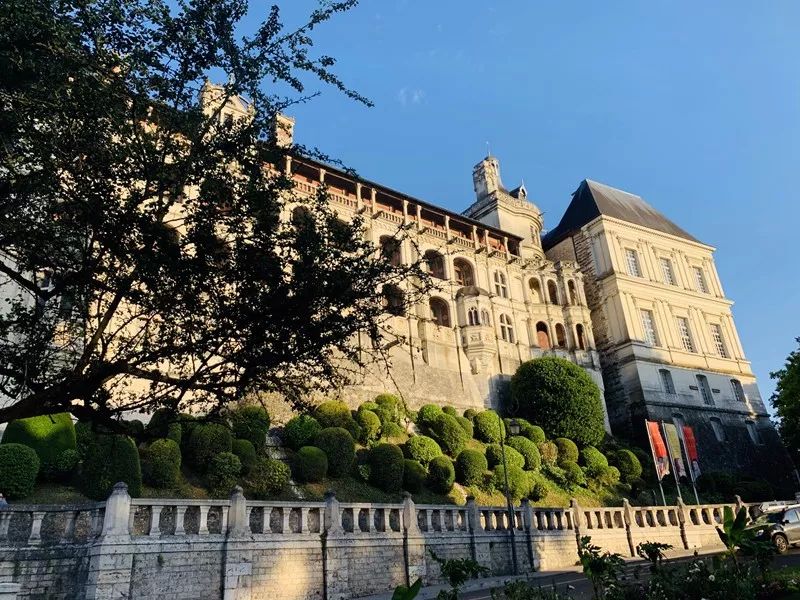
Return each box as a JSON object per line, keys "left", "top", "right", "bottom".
{"left": 498, "top": 414, "right": 521, "bottom": 575}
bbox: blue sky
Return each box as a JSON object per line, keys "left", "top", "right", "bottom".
{"left": 261, "top": 1, "right": 800, "bottom": 409}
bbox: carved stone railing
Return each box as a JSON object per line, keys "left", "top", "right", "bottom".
{"left": 0, "top": 502, "right": 104, "bottom": 546}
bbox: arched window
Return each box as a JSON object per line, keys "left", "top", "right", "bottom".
{"left": 746, "top": 420, "right": 763, "bottom": 445}
{"left": 467, "top": 307, "right": 479, "bottom": 326}
{"left": 424, "top": 250, "right": 446, "bottom": 280}
{"left": 429, "top": 298, "right": 450, "bottom": 327}
{"left": 499, "top": 314, "right": 514, "bottom": 343}
{"left": 575, "top": 324, "right": 586, "bottom": 350}
{"left": 555, "top": 323, "right": 567, "bottom": 348}
{"left": 382, "top": 284, "right": 404, "bottom": 316}
{"left": 481, "top": 309, "right": 491, "bottom": 326}
{"left": 536, "top": 322, "right": 550, "bottom": 350}
{"left": 659, "top": 369, "right": 676, "bottom": 395}
{"left": 453, "top": 258, "right": 474, "bottom": 287}
{"left": 528, "top": 279, "right": 542, "bottom": 303}
{"left": 568, "top": 280, "right": 578, "bottom": 305}
{"left": 494, "top": 271, "right": 508, "bottom": 298}
{"left": 731, "top": 379, "right": 746, "bottom": 403}
{"left": 380, "top": 236, "right": 402, "bottom": 267}
{"left": 547, "top": 280, "right": 559, "bottom": 305}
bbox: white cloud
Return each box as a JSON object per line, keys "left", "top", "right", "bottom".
{"left": 397, "top": 87, "right": 425, "bottom": 106}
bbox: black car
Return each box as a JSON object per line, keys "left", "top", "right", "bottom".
{"left": 754, "top": 506, "right": 800, "bottom": 553}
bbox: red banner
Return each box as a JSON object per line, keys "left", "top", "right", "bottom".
{"left": 646, "top": 420, "right": 671, "bottom": 481}
{"left": 682, "top": 425, "right": 701, "bottom": 480}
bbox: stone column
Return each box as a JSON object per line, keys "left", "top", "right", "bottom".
{"left": 323, "top": 491, "right": 348, "bottom": 600}
{"left": 520, "top": 499, "right": 536, "bottom": 570}
{"left": 85, "top": 483, "right": 134, "bottom": 600}
{"left": 402, "top": 493, "right": 425, "bottom": 587}
{"left": 622, "top": 499, "right": 635, "bottom": 556}
{"left": 222, "top": 487, "right": 253, "bottom": 600}
{"left": 570, "top": 498, "right": 584, "bottom": 551}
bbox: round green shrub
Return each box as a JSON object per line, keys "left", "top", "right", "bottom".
{"left": 382, "top": 422, "right": 407, "bottom": 441}
{"left": 145, "top": 408, "right": 178, "bottom": 438}
{"left": 293, "top": 446, "right": 328, "bottom": 483}
{"left": 314, "top": 401, "right": 360, "bottom": 439}
{"left": 374, "top": 394, "right": 404, "bottom": 424}
{"left": 510, "top": 357, "right": 605, "bottom": 446}
{"left": 473, "top": 410, "right": 505, "bottom": 443}
{"left": 178, "top": 414, "right": 198, "bottom": 451}
{"left": 416, "top": 404, "right": 443, "bottom": 428}
{"left": 538, "top": 441, "right": 558, "bottom": 466}
{"left": 505, "top": 418, "right": 544, "bottom": 443}
{"left": 207, "top": 452, "right": 241, "bottom": 498}
{"left": 1, "top": 412, "right": 76, "bottom": 478}
{"left": 486, "top": 444, "right": 524, "bottom": 470}
{"left": 313, "top": 427, "right": 355, "bottom": 478}
{"left": 230, "top": 405, "right": 271, "bottom": 451}
{"left": 232, "top": 439, "right": 257, "bottom": 473}
{"left": 492, "top": 465, "right": 531, "bottom": 500}
{"left": 245, "top": 457, "right": 290, "bottom": 499}
{"left": 597, "top": 465, "right": 620, "bottom": 487}
{"left": 542, "top": 463, "right": 568, "bottom": 487}
{"left": 455, "top": 449, "right": 488, "bottom": 487}
{"left": 368, "top": 443, "right": 405, "bottom": 492}
{"left": 404, "top": 435, "right": 442, "bottom": 465}
{"left": 359, "top": 401, "right": 380, "bottom": 412}
{"left": 403, "top": 459, "right": 426, "bottom": 493}
{"left": 463, "top": 408, "right": 479, "bottom": 422}
{"left": 283, "top": 414, "right": 322, "bottom": 451}
{"left": 507, "top": 436, "right": 541, "bottom": 471}
{"left": 529, "top": 472, "right": 548, "bottom": 501}
{"left": 355, "top": 409, "right": 382, "bottom": 444}
{"left": 456, "top": 416, "right": 474, "bottom": 438}
{"left": 562, "top": 460, "right": 586, "bottom": 488}
{"left": 123, "top": 419, "right": 145, "bottom": 437}
{"left": 427, "top": 456, "right": 455, "bottom": 493}
{"left": 54, "top": 448, "right": 79, "bottom": 481}
{"left": 188, "top": 423, "right": 233, "bottom": 471}
{"left": 166, "top": 422, "right": 182, "bottom": 446}
{"left": 580, "top": 446, "right": 609, "bottom": 478}
{"left": 554, "top": 438, "right": 579, "bottom": 466}
{"left": 442, "top": 406, "right": 457, "bottom": 417}
{"left": 75, "top": 421, "right": 94, "bottom": 461}
{"left": 80, "top": 433, "right": 142, "bottom": 499}
{"left": 142, "top": 438, "right": 182, "bottom": 488}
{"left": 0, "top": 443, "right": 40, "bottom": 499}
{"left": 612, "top": 449, "right": 643, "bottom": 484}
{"left": 429, "top": 414, "right": 469, "bottom": 457}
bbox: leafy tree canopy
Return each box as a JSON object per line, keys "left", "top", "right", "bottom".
{"left": 771, "top": 337, "right": 800, "bottom": 461}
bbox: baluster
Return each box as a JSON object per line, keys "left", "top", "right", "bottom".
{"left": 128, "top": 507, "right": 136, "bottom": 534}
{"left": 281, "top": 507, "right": 291, "bottom": 534}
{"left": 439, "top": 509, "right": 447, "bottom": 532}
{"left": 62, "top": 510, "right": 78, "bottom": 543}
{"left": 90, "top": 508, "right": 103, "bottom": 537}
{"left": 556, "top": 511, "right": 564, "bottom": 530}
{"left": 149, "top": 505, "right": 162, "bottom": 536}
{"left": 220, "top": 506, "right": 229, "bottom": 533}
{"left": 198, "top": 505, "right": 210, "bottom": 535}
{"left": 262, "top": 507, "right": 272, "bottom": 534}
{"left": 425, "top": 509, "right": 433, "bottom": 532}
{"left": 300, "top": 507, "right": 309, "bottom": 534}
{"left": 0, "top": 511, "right": 12, "bottom": 542}
{"left": 175, "top": 506, "right": 187, "bottom": 535}
{"left": 382, "top": 508, "right": 390, "bottom": 532}
{"left": 28, "top": 511, "right": 45, "bottom": 545}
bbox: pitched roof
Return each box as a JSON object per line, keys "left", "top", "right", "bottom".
{"left": 542, "top": 179, "right": 702, "bottom": 248}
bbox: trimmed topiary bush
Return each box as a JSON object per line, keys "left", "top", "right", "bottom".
{"left": 368, "top": 443, "right": 405, "bottom": 492}
{"left": 427, "top": 455, "right": 455, "bottom": 493}
{"left": 473, "top": 410, "right": 505, "bottom": 444}
{"left": 511, "top": 357, "right": 605, "bottom": 446}
{"left": 492, "top": 465, "right": 530, "bottom": 500}
{"left": 188, "top": 423, "right": 233, "bottom": 471}
{"left": 507, "top": 436, "right": 541, "bottom": 471}
{"left": 529, "top": 472, "right": 548, "bottom": 501}
{"left": 538, "top": 441, "right": 558, "bottom": 467}
{"left": 230, "top": 405, "right": 271, "bottom": 451}
{"left": 455, "top": 416, "right": 474, "bottom": 438}
{"left": 54, "top": 448, "right": 79, "bottom": 482}
{"left": 166, "top": 423, "right": 182, "bottom": 446}
{"left": 75, "top": 421, "right": 94, "bottom": 461}
{"left": 355, "top": 409, "right": 382, "bottom": 444}
{"left": 562, "top": 460, "right": 586, "bottom": 488}
{"left": 416, "top": 404, "right": 443, "bottom": 429}
{"left": 486, "top": 444, "right": 524, "bottom": 470}
{"left": 596, "top": 465, "right": 620, "bottom": 487}
{"left": 314, "top": 401, "right": 360, "bottom": 439}
{"left": 293, "top": 446, "right": 328, "bottom": 483}
{"left": 515, "top": 419, "right": 545, "bottom": 444}
{"left": 80, "top": 433, "right": 142, "bottom": 499}
{"left": 1, "top": 412, "right": 76, "bottom": 479}
{"left": 404, "top": 435, "right": 442, "bottom": 465}
{"left": 374, "top": 394, "right": 404, "bottom": 424}
{"left": 283, "top": 414, "right": 322, "bottom": 451}
{"left": 463, "top": 408, "right": 479, "bottom": 422}
{"left": 442, "top": 406, "right": 457, "bottom": 417}
{"left": 403, "top": 459, "right": 426, "bottom": 493}
{"left": 145, "top": 408, "right": 178, "bottom": 438}
{"left": 455, "top": 449, "right": 488, "bottom": 487}
{"left": 429, "top": 413, "right": 469, "bottom": 457}
{"left": 142, "top": 438, "right": 181, "bottom": 488}
{"left": 382, "top": 422, "right": 407, "bottom": 442}
{"left": 580, "top": 446, "right": 609, "bottom": 478}
{"left": 0, "top": 443, "right": 40, "bottom": 499}
{"left": 123, "top": 419, "right": 145, "bottom": 437}
{"left": 232, "top": 439, "right": 257, "bottom": 473}
{"left": 246, "top": 457, "right": 290, "bottom": 499}
{"left": 313, "top": 427, "right": 355, "bottom": 478}
{"left": 207, "top": 452, "right": 241, "bottom": 498}
{"left": 554, "top": 438, "right": 579, "bottom": 466}
{"left": 179, "top": 414, "right": 198, "bottom": 452}
{"left": 612, "top": 449, "right": 643, "bottom": 484}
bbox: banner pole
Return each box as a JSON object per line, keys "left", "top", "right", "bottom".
{"left": 662, "top": 421, "right": 683, "bottom": 502}
{"left": 678, "top": 427, "right": 700, "bottom": 504}
{"left": 645, "top": 420, "right": 667, "bottom": 506}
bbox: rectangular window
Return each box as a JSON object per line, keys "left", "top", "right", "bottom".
{"left": 746, "top": 421, "right": 763, "bottom": 445}
{"left": 640, "top": 309, "right": 658, "bottom": 346}
{"left": 660, "top": 258, "right": 676, "bottom": 285}
{"left": 731, "top": 379, "right": 746, "bottom": 403}
{"left": 709, "top": 324, "right": 728, "bottom": 358}
{"left": 659, "top": 369, "right": 676, "bottom": 395}
{"left": 710, "top": 418, "right": 725, "bottom": 442}
{"left": 696, "top": 374, "right": 714, "bottom": 406}
{"left": 677, "top": 317, "right": 695, "bottom": 352}
{"left": 625, "top": 248, "right": 641, "bottom": 277}
{"left": 693, "top": 267, "right": 709, "bottom": 293}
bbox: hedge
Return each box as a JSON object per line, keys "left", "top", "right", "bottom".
{"left": 313, "top": 427, "right": 355, "bottom": 477}
{"left": 554, "top": 438, "right": 579, "bottom": 466}
{"left": 427, "top": 456, "right": 455, "bottom": 493}
{"left": 416, "top": 404, "right": 443, "bottom": 429}
{"left": 80, "top": 433, "right": 142, "bottom": 499}
{"left": 612, "top": 449, "right": 643, "bottom": 484}
{"left": 187, "top": 423, "right": 233, "bottom": 471}
{"left": 382, "top": 422, "right": 407, "bottom": 442}
{"left": 355, "top": 409, "right": 382, "bottom": 444}
{"left": 485, "top": 444, "right": 524, "bottom": 470}
{"left": 207, "top": 452, "right": 241, "bottom": 498}
{"left": 517, "top": 419, "right": 546, "bottom": 444}
{"left": 429, "top": 413, "right": 468, "bottom": 457}
{"left": 562, "top": 460, "right": 586, "bottom": 488}
{"left": 455, "top": 449, "right": 488, "bottom": 487}
{"left": 144, "top": 408, "right": 178, "bottom": 438}
{"left": 374, "top": 394, "right": 403, "bottom": 424}
{"left": 368, "top": 443, "right": 405, "bottom": 492}
{"left": 1, "top": 412, "right": 76, "bottom": 478}
{"left": 283, "top": 415, "right": 322, "bottom": 451}
{"left": 0, "top": 443, "right": 40, "bottom": 499}
{"left": 507, "top": 436, "right": 541, "bottom": 471}
{"left": 442, "top": 406, "right": 457, "bottom": 417}
{"left": 142, "top": 438, "right": 182, "bottom": 488}
{"left": 166, "top": 423, "right": 182, "bottom": 446}
{"left": 538, "top": 441, "right": 558, "bottom": 467}
{"left": 54, "top": 449, "right": 79, "bottom": 482}
{"left": 596, "top": 465, "right": 620, "bottom": 487}
{"left": 314, "top": 401, "right": 361, "bottom": 439}
{"left": 580, "top": 446, "right": 609, "bottom": 478}
{"left": 359, "top": 401, "right": 380, "bottom": 413}
{"left": 403, "top": 459, "right": 426, "bottom": 493}
{"left": 473, "top": 410, "right": 505, "bottom": 444}
{"left": 232, "top": 439, "right": 257, "bottom": 473}
{"left": 455, "top": 416, "right": 474, "bottom": 438}
{"left": 529, "top": 472, "right": 548, "bottom": 501}
{"left": 463, "top": 408, "right": 479, "bottom": 422}
{"left": 404, "top": 435, "right": 442, "bottom": 465}
{"left": 492, "top": 465, "right": 530, "bottom": 500}
{"left": 246, "top": 457, "right": 290, "bottom": 499}
{"left": 293, "top": 446, "right": 328, "bottom": 483}
{"left": 230, "top": 405, "right": 271, "bottom": 451}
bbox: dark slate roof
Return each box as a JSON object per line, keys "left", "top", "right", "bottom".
{"left": 542, "top": 179, "right": 702, "bottom": 249}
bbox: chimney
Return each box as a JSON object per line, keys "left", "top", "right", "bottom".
{"left": 472, "top": 155, "right": 502, "bottom": 200}
{"left": 273, "top": 113, "right": 295, "bottom": 148}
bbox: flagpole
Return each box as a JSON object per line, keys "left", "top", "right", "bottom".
{"left": 678, "top": 428, "right": 700, "bottom": 504}
{"left": 645, "top": 421, "right": 667, "bottom": 506}
{"left": 661, "top": 421, "right": 683, "bottom": 502}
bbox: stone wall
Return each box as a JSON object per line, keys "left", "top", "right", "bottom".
{"left": 0, "top": 485, "right": 756, "bottom": 600}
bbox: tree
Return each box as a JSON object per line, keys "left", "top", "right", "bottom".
{"left": 509, "top": 357, "right": 605, "bottom": 447}
{"left": 771, "top": 338, "right": 800, "bottom": 461}
{"left": 0, "top": 0, "right": 430, "bottom": 425}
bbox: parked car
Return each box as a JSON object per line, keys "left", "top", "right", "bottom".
{"left": 754, "top": 504, "right": 800, "bottom": 553}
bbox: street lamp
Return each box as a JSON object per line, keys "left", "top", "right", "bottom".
{"left": 498, "top": 415, "right": 521, "bottom": 574}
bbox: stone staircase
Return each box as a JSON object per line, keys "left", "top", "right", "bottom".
{"left": 264, "top": 431, "right": 306, "bottom": 499}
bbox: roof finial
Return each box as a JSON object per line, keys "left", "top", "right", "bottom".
{"left": 486, "top": 140, "right": 492, "bottom": 158}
